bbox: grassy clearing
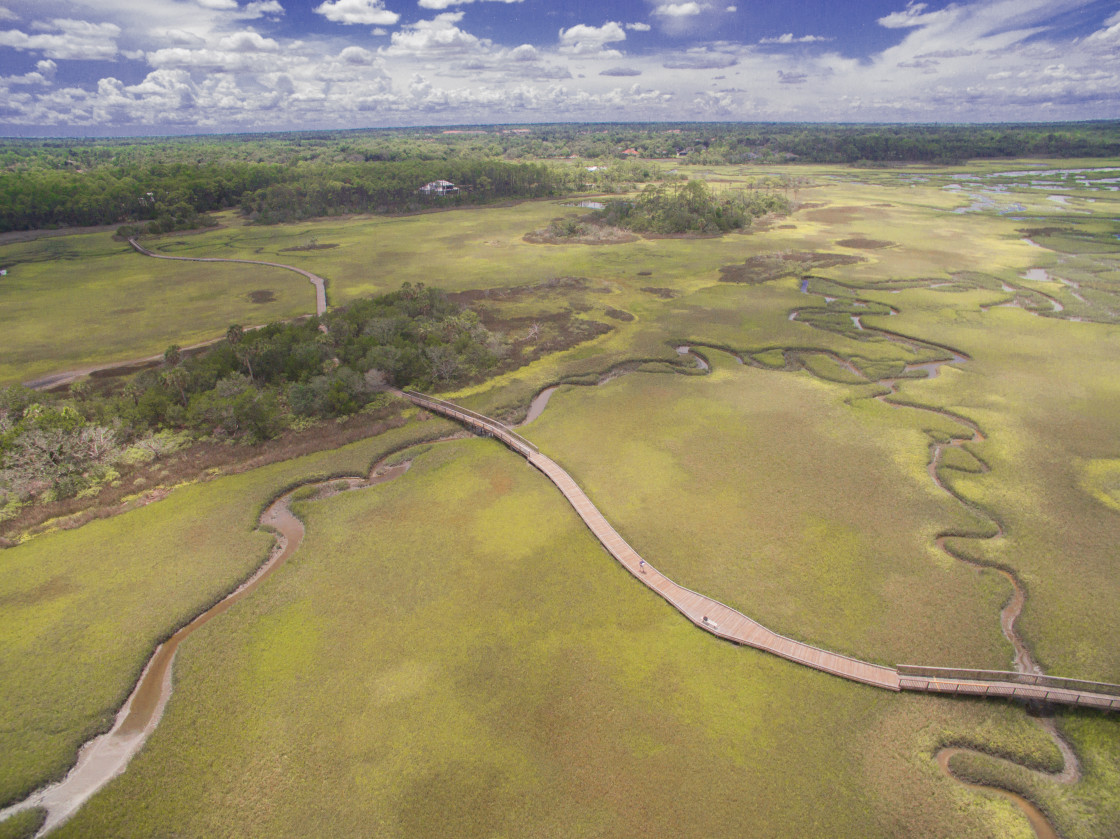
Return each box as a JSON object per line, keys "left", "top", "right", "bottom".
{"left": 0, "top": 419, "right": 448, "bottom": 807}
{"left": 53, "top": 439, "right": 1057, "bottom": 839}
{"left": 0, "top": 232, "right": 311, "bottom": 385}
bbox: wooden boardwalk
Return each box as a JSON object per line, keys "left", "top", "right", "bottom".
{"left": 402, "top": 390, "right": 1120, "bottom": 709}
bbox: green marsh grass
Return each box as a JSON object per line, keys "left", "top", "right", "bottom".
{"left": 0, "top": 232, "right": 311, "bottom": 385}
{"left": 4, "top": 161, "right": 1119, "bottom": 835}
{"left": 52, "top": 439, "right": 1059, "bottom": 839}
{"left": 0, "top": 420, "right": 447, "bottom": 807}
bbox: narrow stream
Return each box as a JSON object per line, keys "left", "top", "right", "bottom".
{"left": 936, "top": 749, "right": 1059, "bottom": 839}
{"left": 0, "top": 461, "right": 411, "bottom": 836}
{"left": 789, "top": 279, "right": 1080, "bottom": 834}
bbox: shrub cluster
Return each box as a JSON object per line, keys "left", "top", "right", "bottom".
{"left": 591, "top": 181, "right": 790, "bottom": 235}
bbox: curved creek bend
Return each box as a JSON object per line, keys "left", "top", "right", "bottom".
{"left": 0, "top": 462, "right": 411, "bottom": 837}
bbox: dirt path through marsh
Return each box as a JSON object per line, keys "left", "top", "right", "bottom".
{"left": 128, "top": 239, "right": 328, "bottom": 316}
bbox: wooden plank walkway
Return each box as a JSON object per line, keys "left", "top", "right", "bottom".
{"left": 528, "top": 451, "right": 899, "bottom": 689}
{"left": 402, "top": 390, "right": 1120, "bottom": 710}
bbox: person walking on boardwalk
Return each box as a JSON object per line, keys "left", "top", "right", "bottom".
{"left": 639, "top": 559, "right": 646, "bottom": 573}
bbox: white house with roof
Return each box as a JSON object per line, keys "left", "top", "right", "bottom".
{"left": 419, "top": 180, "right": 460, "bottom": 196}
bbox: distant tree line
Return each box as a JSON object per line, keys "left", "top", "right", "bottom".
{"left": 0, "top": 283, "right": 501, "bottom": 511}
{"left": 2, "top": 122, "right": 1116, "bottom": 232}
{"left": 237, "top": 159, "right": 562, "bottom": 224}
{"left": 0, "top": 154, "right": 568, "bottom": 232}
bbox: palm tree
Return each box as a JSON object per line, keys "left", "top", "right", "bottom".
{"left": 226, "top": 324, "right": 254, "bottom": 382}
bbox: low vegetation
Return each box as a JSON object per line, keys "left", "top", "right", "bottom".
{"left": 46, "top": 441, "right": 1059, "bottom": 839}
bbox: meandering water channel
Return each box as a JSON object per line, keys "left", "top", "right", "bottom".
{"left": 787, "top": 278, "right": 1081, "bottom": 836}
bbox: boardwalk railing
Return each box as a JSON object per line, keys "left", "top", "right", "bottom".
{"left": 402, "top": 390, "right": 1119, "bottom": 712}
{"left": 898, "top": 665, "right": 1120, "bottom": 709}
{"left": 898, "top": 665, "right": 1120, "bottom": 696}
{"left": 403, "top": 390, "right": 538, "bottom": 457}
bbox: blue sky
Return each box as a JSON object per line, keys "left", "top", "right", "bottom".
{"left": 0, "top": 0, "right": 1117, "bottom": 135}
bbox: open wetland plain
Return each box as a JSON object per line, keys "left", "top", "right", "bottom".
{"left": 1, "top": 160, "right": 1119, "bottom": 838}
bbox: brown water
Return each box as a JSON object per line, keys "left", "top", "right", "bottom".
{"left": 522, "top": 386, "right": 558, "bottom": 425}
{"left": 936, "top": 749, "right": 1059, "bottom": 839}
{"left": 0, "top": 462, "right": 409, "bottom": 836}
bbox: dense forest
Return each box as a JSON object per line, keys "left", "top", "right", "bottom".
{"left": 1, "top": 122, "right": 1116, "bottom": 233}
{"left": 0, "top": 284, "right": 502, "bottom": 511}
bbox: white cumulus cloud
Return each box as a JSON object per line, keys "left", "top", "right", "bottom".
{"left": 652, "top": 2, "right": 701, "bottom": 17}
{"left": 0, "top": 18, "right": 121, "bottom": 60}
{"left": 384, "top": 12, "right": 489, "bottom": 57}
{"left": 217, "top": 30, "right": 280, "bottom": 51}
{"left": 760, "top": 33, "right": 831, "bottom": 44}
{"left": 558, "top": 21, "right": 626, "bottom": 55}
{"left": 236, "top": 1, "right": 285, "bottom": 18}
{"left": 314, "top": 0, "right": 400, "bottom": 26}
{"left": 625, "top": 22, "right": 651, "bottom": 31}
{"left": 338, "top": 45, "right": 376, "bottom": 64}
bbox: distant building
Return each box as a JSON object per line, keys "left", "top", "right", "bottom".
{"left": 419, "top": 180, "right": 460, "bottom": 196}
{"left": 621, "top": 148, "right": 640, "bottom": 156}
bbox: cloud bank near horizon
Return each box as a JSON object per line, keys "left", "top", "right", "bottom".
{"left": 0, "top": 0, "right": 1116, "bottom": 135}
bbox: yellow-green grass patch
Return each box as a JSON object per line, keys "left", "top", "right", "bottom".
{"left": 52, "top": 438, "right": 1061, "bottom": 839}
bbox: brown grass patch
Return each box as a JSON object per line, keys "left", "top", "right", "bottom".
{"left": 803, "top": 206, "right": 887, "bottom": 224}
{"left": 641, "top": 287, "right": 676, "bottom": 299}
{"left": 248, "top": 289, "right": 277, "bottom": 303}
{"left": 604, "top": 307, "right": 635, "bottom": 322}
{"left": 523, "top": 225, "right": 638, "bottom": 245}
{"left": 279, "top": 243, "right": 339, "bottom": 252}
{"left": 837, "top": 238, "right": 894, "bottom": 250}
{"left": 719, "top": 251, "right": 865, "bottom": 284}
{"left": 450, "top": 276, "right": 595, "bottom": 304}
{"left": 0, "top": 405, "right": 411, "bottom": 545}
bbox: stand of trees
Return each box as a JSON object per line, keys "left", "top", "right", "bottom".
{"left": 0, "top": 284, "right": 502, "bottom": 511}
{"left": 0, "top": 155, "right": 566, "bottom": 232}
{"left": 590, "top": 180, "right": 790, "bottom": 235}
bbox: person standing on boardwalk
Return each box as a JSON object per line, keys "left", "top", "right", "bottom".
{"left": 639, "top": 559, "right": 646, "bottom": 573}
